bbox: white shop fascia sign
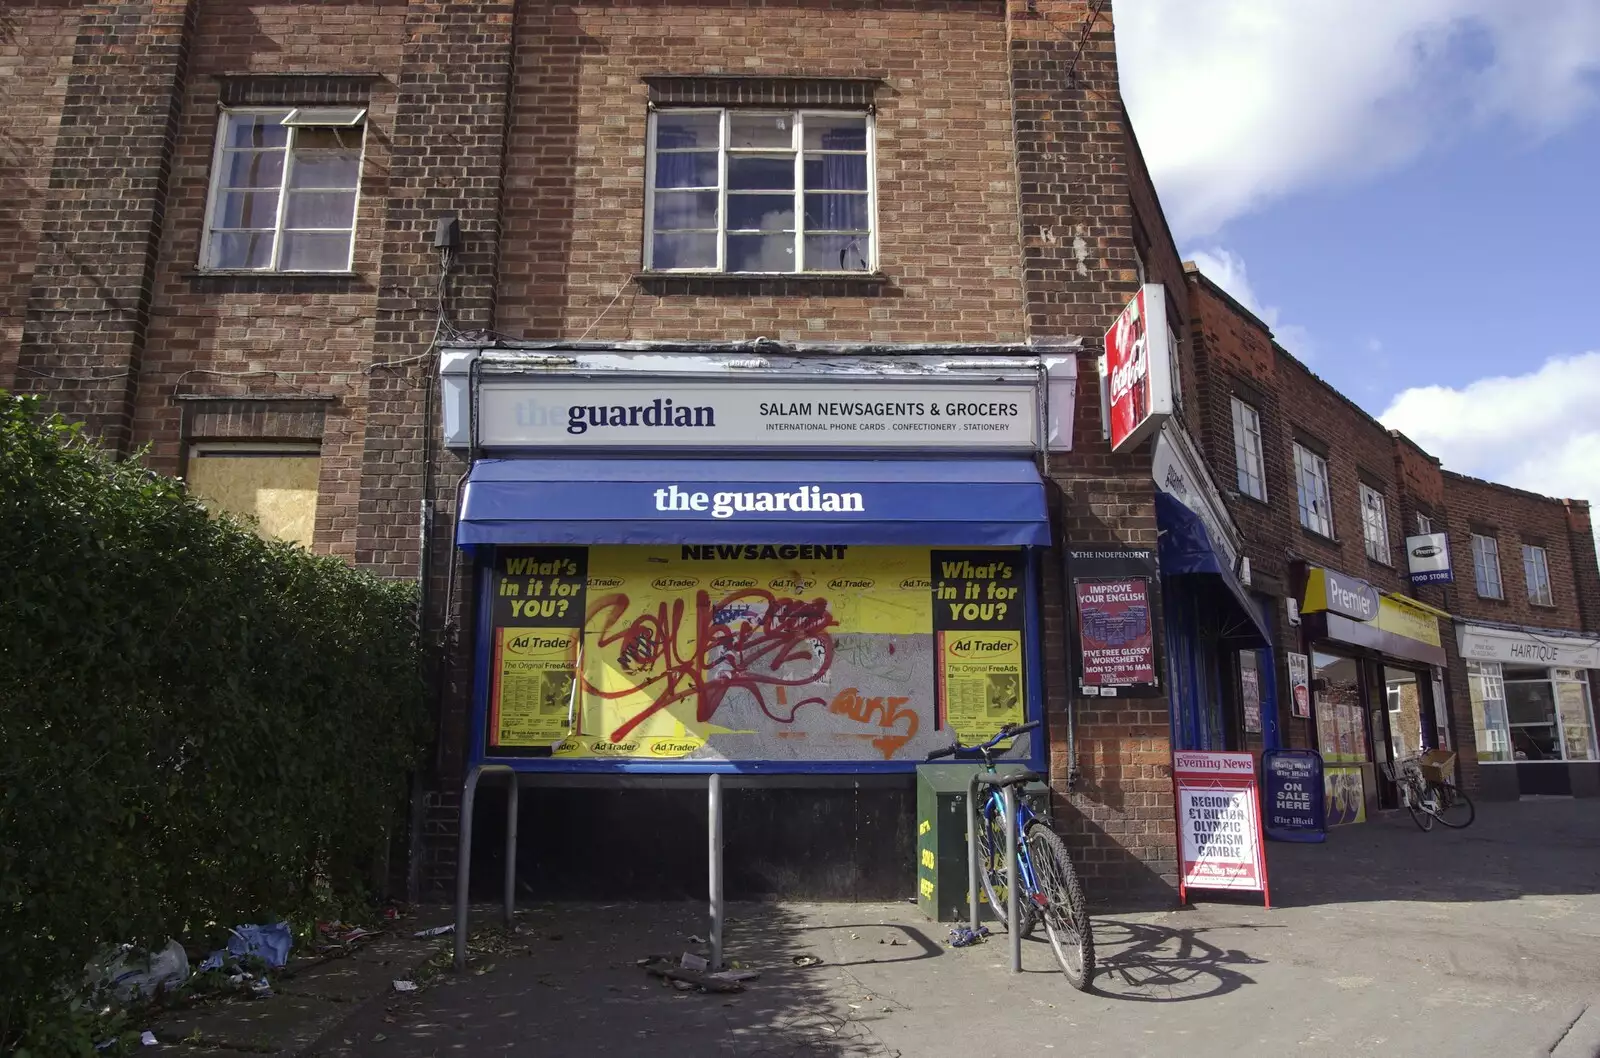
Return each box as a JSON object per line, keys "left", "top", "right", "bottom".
{"left": 1457, "top": 623, "right": 1600, "bottom": 668}
{"left": 439, "top": 348, "right": 1080, "bottom": 452}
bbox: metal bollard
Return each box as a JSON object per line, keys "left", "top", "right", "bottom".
{"left": 709, "top": 772, "right": 724, "bottom": 971}
{"left": 1003, "top": 783, "right": 1020, "bottom": 973}
{"left": 967, "top": 774, "right": 981, "bottom": 931}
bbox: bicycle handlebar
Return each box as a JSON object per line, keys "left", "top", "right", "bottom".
{"left": 924, "top": 720, "right": 1041, "bottom": 761}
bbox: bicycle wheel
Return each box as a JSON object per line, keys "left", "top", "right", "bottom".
{"left": 1405, "top": 781, "right": 1434, "bottom": 832}
{"left": 975, "top": 801, "right": 1038, "bottom": 935}
{"left": 1432, "top": 784, "right": 1475, "bottom": 829}
{"left": 1024, "top": 822, "right": 1095, "bottom": 991}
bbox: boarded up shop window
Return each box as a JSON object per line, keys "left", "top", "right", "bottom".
{"left": 186, "top": 443, "right": 321, "bottom": 547}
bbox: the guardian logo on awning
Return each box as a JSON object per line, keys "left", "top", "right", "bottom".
{"left": 654, "top": 484, "right": 866, "bottom": 520}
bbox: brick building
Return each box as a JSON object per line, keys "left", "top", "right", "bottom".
{"left": 4, "top": 0, "right": 1215, "bottom": 909}
{"left": 1185, "top": 265, "right": 1600, "bottom": 817}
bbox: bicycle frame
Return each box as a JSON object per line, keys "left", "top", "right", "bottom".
{"left": 979, "top": 784, "right": 1044, "bottom": 899}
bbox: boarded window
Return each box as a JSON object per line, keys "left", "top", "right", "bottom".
{"left": 186, "top": 444, "right": 320, "bottom": 546}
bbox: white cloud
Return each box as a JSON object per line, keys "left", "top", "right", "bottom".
{"left": 1119, "top": 1, "right": 1600, "bottom": 238}
{"left": 1378, "top": 352, "right": 1600, "bottom": 548}
{"left": 1186, "top": 246, "right": 1315, "bottom": 359}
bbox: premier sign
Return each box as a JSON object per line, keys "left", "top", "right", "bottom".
{"left": 1405, "top": 532, "right": 1454, "bottom": 585}
{"left": 1102, "top": 284, "right": 1174, "bottom": 453}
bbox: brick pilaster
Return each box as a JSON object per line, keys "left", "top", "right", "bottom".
{"left": 1008, "top": 0, "right": 1177, "bottom": 904}
{"left": 15, "top": 0, "right": 197, "bottom": 452}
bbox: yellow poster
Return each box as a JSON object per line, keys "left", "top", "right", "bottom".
{"left": 487, "top": 544, "right": 1030, "bottom": 762}
{"left": 492, "top": 627, "right": 579, "bottom": 745}
{"left": 558, "top": 545, "right": 935, "bottom": 759}
{"left": 937, "top": 630, "right": 1025, "bottom": 746}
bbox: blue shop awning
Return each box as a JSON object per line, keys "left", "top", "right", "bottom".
{"left": 1155, "top": 491, "right": 1270, "bottom": 647}
{"left": 457, "top": 458, "right": 1051, "bottom": 548}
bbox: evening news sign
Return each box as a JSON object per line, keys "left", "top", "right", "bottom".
{"left": 476, "top": 381, "right": 1039, "bottom": 450}
{"left": 1173, "top": 750, "right": 1270, "bottom": 906}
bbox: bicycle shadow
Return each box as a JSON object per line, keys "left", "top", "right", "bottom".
{"left": 1082, "top": 919, "right": 1273, "bottom": 1002}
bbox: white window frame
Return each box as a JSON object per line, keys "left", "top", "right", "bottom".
{"left": 1230, "top": 396, "right": 1267, "bottom": 501}
{"left": 200, "top": 107, "right": 368, "bottom": 273}
{"left": 1360, "top": 483, "right": 1390, "bottom": 564}
{"left": 1468, "top": 661, "right": 1512, "bottom": 762}
{"left": 1523, "top": 544, "right": 1554, "bottom": 606}
{"left": 1293, "top": 443, "right": 1334, "bottom": 538}
{"left": 643, "top": 108, "right": 878, "bottom": 275}
{"left": 1472, "top": 533, "right": 1504, "bottom": 599}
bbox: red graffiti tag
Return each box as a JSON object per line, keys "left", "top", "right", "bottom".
{"left": 584, "top": 589, "right": 837, "bottom": 742}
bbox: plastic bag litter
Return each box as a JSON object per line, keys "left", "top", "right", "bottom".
{"left": 199, "top": 921, "right": 292, "bottom": 973}
{"left": 84, "top": 940, "right": 190, "bottom": 1003}
{"left": 947, "top": 926, "right": 991, "bottom": 948}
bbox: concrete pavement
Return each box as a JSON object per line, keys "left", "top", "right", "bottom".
{"left": 288, "top": 798, "right": 1600, "bottom": 1057}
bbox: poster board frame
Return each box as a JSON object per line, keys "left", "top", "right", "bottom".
{"left": 1172, "top": 750, "right": 1271, "bottom": 907}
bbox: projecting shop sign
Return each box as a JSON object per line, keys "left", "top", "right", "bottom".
{"left": 475, "top": 381, "right": 1040, "bottom": 450}
{"left": 1405, "top": 532, "right": 1453, "bottom": 585}
{"left": 1102, "top": 283, "right": 1175, "bottom": 453}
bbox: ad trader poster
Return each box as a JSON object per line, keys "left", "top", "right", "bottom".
{"left": 485, "top": 545, "right": 1027, "bottom": 763}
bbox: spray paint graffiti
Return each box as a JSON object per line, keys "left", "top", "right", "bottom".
{"left": 585, "top": 588, "right": 839, "bottom": 741}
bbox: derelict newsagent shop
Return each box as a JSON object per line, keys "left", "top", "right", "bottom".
{"left": 438, "top": 342, "right": 1080, "bottom": 905}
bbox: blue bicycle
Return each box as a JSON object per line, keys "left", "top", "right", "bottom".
{"left": 928, "top": 720, "right": 1095, "bottom": 989}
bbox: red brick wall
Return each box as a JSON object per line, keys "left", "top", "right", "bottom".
{"left": 14, "top": 0, "right": 198, "bottom": 451}
{"left": 500, "top": 0, "right": 1026, "bottom": 344}
{"left": 1011, "top": 0, "right": 1177, "bottom": 901}
{"left": 1442, "top": 472, "right": 1590, "bottom": 633}
{"left": 0, "top": 2, "right": 82, "bottom": 390}
{"left": 128, "top": 0, "right": 408, "bottom": 560}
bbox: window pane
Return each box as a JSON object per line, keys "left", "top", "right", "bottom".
{"left": 729, "top": 112, "right": 793, "bottom": 149}
{"left": 1557, "top": 679, "right": 1595, "bottom": 761}
{"left": 289, "top": 149, "right": 361, "bottom": 189}
{"left": 804, "top": 152, "right": 867, "bottom": 190}
{"left": 293, "top": 126, "right": 362, "bottom": 151}
{"left": 803, "top": 193, "right": 869, "bottom": 232}
{"left": 655, "top": 151, "right": 718, "bottom": 190}
{"left": 215, "top": 190, "right": 280, "bottom": 229}
{"left": 1506, "top": 679, "right": 1560, "bottom": 760}
{"left": 225, "top": 113, "right": 290, "bottom": 149}
{"left": 280, "top": 231, "right": 352, "bottom": 271}
{"left": 220, "top": 150, "right": 285, "bottom": 190}
{"left": 1469, "top": 662, "right": 1512, "bottom": 762}
{"left": 208, "top": 231, "right": 274, "bottom": 269}
{"left": 655, "top": 112, "right": 720, "bottom": 150}
{"left": 652, "top": 190, "right": 718, "bottom": 231}
{"left": 728, "top": 154, "right": 795, "bottom": 191}
{"left": 726, "top": 233, "right": 795, "bottom": 272}
{"left": 284, "top": 190, "right": 356, "bottom": 229}
{"left": 803, "top": 115, "right": 868, "bottom": 151}
{"left": 727, "top": 193, "right": 795, "bottom": 232}
{"left": 651, "top": 231, "right": 717, "bottom": 270}
{"left": 804, "top": 234, "right": 871, "bottom": 272}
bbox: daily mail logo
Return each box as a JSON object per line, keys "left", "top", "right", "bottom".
{"left": 654, "top": 484, "right": 866, "bottom": 520}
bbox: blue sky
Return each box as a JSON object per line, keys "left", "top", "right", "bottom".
{"left": 1117, "top": 1, "right": 1600, "bottom": 533}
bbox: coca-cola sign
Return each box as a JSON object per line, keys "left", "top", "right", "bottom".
{"left": 1102, "top": 284, "right": 1174, "bottom": 452}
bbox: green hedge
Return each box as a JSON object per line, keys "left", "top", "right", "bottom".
{"left": 0, "top": 395, "right": 424, "bottom": 1052}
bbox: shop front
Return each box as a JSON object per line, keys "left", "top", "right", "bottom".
{"left": 439, "top": 344, "right": 1079, "bottom": 899}
{"left": 1151, "top": 422, "right": 1272, "bottom": 752}
{"left": 1458, "top": 623, "right": 1600, "bottom": 798}
{"left": 1295, "top": 565, "right": 1452, "bottom": 824}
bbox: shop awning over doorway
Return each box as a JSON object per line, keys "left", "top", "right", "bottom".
{"left": 1155, "top": 491, "right": 1270, "bottom": 647}
{"left": 456, "top": 457, "right": 1051, "bottom": 548}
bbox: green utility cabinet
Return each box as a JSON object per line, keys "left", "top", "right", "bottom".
{"left": 915, "top": 763, "right": 1053, "bottom": 922}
